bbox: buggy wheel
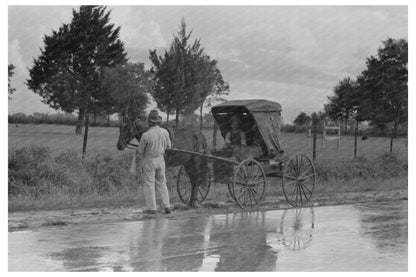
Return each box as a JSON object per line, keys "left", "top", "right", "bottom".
{"left": 233, "top": 158, "right": 266, "bottom": 209}
{"left": 177, "top": 165, "right": 211, "bottom": 204}
{"left": 282, "top": 153, "right": 316, "bottom": 207}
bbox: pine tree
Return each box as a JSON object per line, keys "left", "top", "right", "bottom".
{"left": 27, "top": 5, "right": 127, "bottom": 158}
{"left": 149, "top": 18, "right": 228, "bottom": 127}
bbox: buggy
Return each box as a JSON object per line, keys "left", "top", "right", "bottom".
{"left": 173, "top": 99, "right": 316, "bottom": 209}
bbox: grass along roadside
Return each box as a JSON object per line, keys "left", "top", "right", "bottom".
{"left": 8, "top": 145, "right": 407, "bottom": 212}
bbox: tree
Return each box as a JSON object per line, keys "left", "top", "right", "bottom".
{"left": 100, "top": 62, "right": 151, "bottom": 119}
{"left": 8, "top": 64, "right": 16, "bottom": 100}
{"left": 149, "top": 18, "right": 228, "bottom": 127}
{"left": 194, "top": 55, "right": 229, "bottom": 129}
{"left": 311, "top": 112, "right": 325, "bottom": 127}
{"left": 357, "top": 38, "right": 407, "bottom": 152}
{"left": 27, "top": 5, "right": 127, "bottom": 158}
{"left": 324, "top": 77, "right": 360, "bottom": 133}
{"left": 293, "top": 112, "right": 311, "bottom": 126}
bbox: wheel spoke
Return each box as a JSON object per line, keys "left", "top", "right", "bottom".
{"left": 298, "top": 174, "right": 315, "bottom": 181}
{"left": 251, "top": 190, "right": 258, "bottom": 206}
{"left": 247, "top": 189, "right": 254, "bottom": 207}
{"left": 238, "top": 189, "right": 248, "bottom": 205}
{"left": 251, "top": 189, "right": 262, "bottom": 204}
{"left": 247, "top": 164, "right": 254, "bottom": 180}
{"left": 301, "top": 164, "right": 313, "bottom": 176}
{"left": 284, "top": 180, "right": 297, "bottom": 187}
{"left": 235, "top": 179, "right": 247, "bottom": 186}
{"left": 284, "top": 174, "right": 297, "bottom": 180}
{"left": 253, "top": 179, "right": 265, "bottom": 185}
{"left": 299, "top": 184, "right": 303, "bottom": 205}
{"left": 288, "top": 160, "right": 297, "bottom": 176}
{"left": 239, "top": 167, "right": 248, "bottom": 182}
{"left": 299, "top": 183, "right": 310, "bottom": 201}
{"left": 300, "top": 182, "right": 313, "bottom": 194}
{"left": 294, "top": 155, "right": 299, "bottom": 176}
{"left": 235, "top": 188, "right": 245, "bottom": 200}
{"left": 250, "top": 167, "right": 262, "bottom": 182}
{"left": 290, "top": 183, "right": 297, "bottom": 202}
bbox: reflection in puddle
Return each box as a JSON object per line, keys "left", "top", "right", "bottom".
{"left": 9, "top": 201, "right": 407, "bottom": 271}
{"left": 278, "top": 208, "right": 315, "bottom": 251}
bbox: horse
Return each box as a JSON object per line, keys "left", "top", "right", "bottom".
{"left": 116, "top": 115, "right": 209, "bottom": 208}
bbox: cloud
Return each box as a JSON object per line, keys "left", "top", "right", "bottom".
{"left": 110, "top": 7, "right": 167, "bottom": 51}
{"left": 8, "top": 39, "right": 26, "bottom": 76}
{"left": 121, "top": 20, "right": 167, "bottom": 49}
{"left": 226, "top": 79, "right": 329, "bottom": 123}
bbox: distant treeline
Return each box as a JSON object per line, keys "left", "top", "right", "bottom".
{"left": 8, "top": 112, "right": 407, "bottom": 137}
{"left": 8, "top": 112, "right": 120, "bottom": 127}
{"left": 280, "top": 124, "right": 407, "bottom": 137}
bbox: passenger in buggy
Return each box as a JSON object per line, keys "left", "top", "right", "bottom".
{"left": 224, "top": 114, "right": 247, "bottom": 147}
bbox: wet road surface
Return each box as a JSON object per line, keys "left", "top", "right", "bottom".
{"left": 9, "top": 201, "right": 407, "bottom": 271}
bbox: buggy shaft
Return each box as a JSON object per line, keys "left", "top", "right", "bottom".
{"left": 168, "top": 148, "right": 239, "bottom": 164}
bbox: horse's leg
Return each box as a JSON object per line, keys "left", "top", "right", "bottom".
{"left": 184, "top": 161, "right": 200, "bottom": 208}
{"left": 189, "top": 132, "right": 209, "bottom": 207}
{"left": 188, "top": 156, "right": 210, "bottom": 208}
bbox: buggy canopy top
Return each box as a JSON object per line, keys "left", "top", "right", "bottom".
{"left": 211, "top": 99, "right": 282, "bottom": 152}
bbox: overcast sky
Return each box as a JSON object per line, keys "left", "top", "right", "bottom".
{"left": 8, "top": 5, "right": 407, "bottom": 122}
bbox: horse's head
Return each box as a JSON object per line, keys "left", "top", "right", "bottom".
{"left": 116, "top": 116, "right": 148, "bottom": 151}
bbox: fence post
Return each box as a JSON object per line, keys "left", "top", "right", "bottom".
{"left": 354, "top": 124, "right": 358, "bottom": 158}
{"left": 313, "top": 125, "right": 317, "bottom": 161}
{"left": 336, "top": 121, "right": 341, "bottom": 150}
{"left": 390, "top": 129, "right": 394, "bottom": 153}
{"left": 322, "top": 121, "right": 326, "bottom": 149}
{"left": 213, "top": 122, "right": 217, "bottom": 150}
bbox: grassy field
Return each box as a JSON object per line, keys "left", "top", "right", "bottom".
{"left": 9, "top": 123, "right": 408, "bottom": 161}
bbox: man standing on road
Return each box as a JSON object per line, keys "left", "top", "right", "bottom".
{"left": 137, "top": 110, "right": 171, "bottom": 214}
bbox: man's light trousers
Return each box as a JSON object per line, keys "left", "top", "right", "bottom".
{"left": 140, "top": 156, "right": 170, "bottom": 211}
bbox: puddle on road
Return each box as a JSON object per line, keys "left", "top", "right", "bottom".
{"left": 9, "top": 201, "right": 407, "bottom": 271}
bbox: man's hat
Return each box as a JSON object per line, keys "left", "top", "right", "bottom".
{"left": 148, "top": 110, "right": 161, "bottom": 123}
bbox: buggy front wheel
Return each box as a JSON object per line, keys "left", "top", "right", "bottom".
{"left": 282, "top": 153, "right": 316, "bottom": 207}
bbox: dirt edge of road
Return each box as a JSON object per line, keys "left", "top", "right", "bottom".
{"left": 8, "top": 189, "right": 407, "bottom": 232}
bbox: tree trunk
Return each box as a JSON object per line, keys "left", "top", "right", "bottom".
{"left": 106, "top": 113, "right": 110, "bottom": 127}
{"left": 344, "top": 118, "right": 348, "bottom": 135}
{"left": 75, "top": 108, "right": 85, "bottom": 134}
{"left": 175, "top": 109, "right": 179, "bottom": 128}
{"left": 200, "top": 104, "right": 203, "bottom": 130}
{"left": 167, "top": 113, "right": 170, "bottom": 125}
{"left": 82, "top": 112, "right": 90, "bottom": 160}
{"left": 354, "top": 120, "right": 358, "bottom": 158}
{"left": 93, "top": 112, "right": 97, "bottom": 126}
{"left": 390, "top": 119, "right": 398, "bottom": 154}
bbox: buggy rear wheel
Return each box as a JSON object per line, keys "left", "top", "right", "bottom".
{"left": 232, "top": 158, "right": 266, "bottom": 209}
{"left": 177, "top": 165, "right": 211, "bottom": 205}
{"left": 282, "top": 153, "right": 316, "bottom": 207}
